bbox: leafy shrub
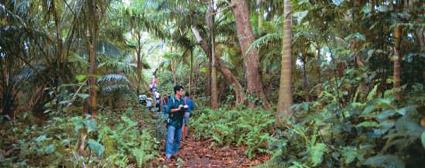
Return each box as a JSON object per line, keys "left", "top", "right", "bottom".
{"left": 190, "top": 107, "right": 275, "bottom": 158}
{"left": 0, "top": 108, "right": 159, "bottom": 167}
{"left": 262, "top": 72, "right": 425, "bottom": 168}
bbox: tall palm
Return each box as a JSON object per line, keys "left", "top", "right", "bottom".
{"left": 277, "top": 0, "right": 293, "bottom": 126}
{"left": 84, "top": 0, "right": 111, "bottom": 117}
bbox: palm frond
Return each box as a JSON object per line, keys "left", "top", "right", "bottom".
{"left": 12, "top": 64, "right": 46, "bottom": 83}
{"left": 98, "top": 74, "right": 130, "bottom": 83}
{"left": 98, "top": 54, "right": 136, "bottom": 74}
{"left": 98, "top": 73, "right": 131, "bottom": 94}
{"left": 248, "top": 32, "right": 281, "bottom": 54}
{"left": 100, "top": 84, "right": 130, "bottom": 94}
{"left": 97, "top": 41, "right": 122, "bottom": 57}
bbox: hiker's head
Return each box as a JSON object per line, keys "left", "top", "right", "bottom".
{"left": 174, "top": 85, "right": 184, "bottom": 96}
{"left": 185, "top": 92, "right": 190, "bottom": 98}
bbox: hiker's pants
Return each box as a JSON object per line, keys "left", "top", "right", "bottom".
{"left": 183, "top": 112, "right": 190, "bottom": 125}
{"left": 165, "top": 124, "right": 182, "bottom": 156}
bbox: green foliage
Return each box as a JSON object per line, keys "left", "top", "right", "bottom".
{"left": 422, "top": 132, "right": 425, "bottom": 150}
{"left": 131, "top": 130, "right": 158, "bottom": 167}
{"left": 88, "top": 139, "right": 105, "bottom": 157}
{"left": 340, "top": 146, "right": 359, "bottom": 164}
{"left": 190, "top": 107, "right": 275, "bottom": 159}
{"left": 309, "top": 143, "right": 326, "bottom": 166}
{"left": 0, "top": 109, "right": 158, "bottom": 167}
{"left": 263, "top": 69, "right": 425, "bottom": 167}
{"left": 363, "top": 155, "right": 405, "bottom": 168}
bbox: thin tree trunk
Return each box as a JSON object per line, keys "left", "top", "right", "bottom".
{"left": 191, "top": 26, "right": 245, "bottom": 105}
{"left": 87, "top": 0, "right": 98, "bottom": 117}
{"left": 257, "top": 0, "right": 263, "bottom": 33}
{"left": 172, "top": 60, "right": 177, "bottom": 85}
{"left": 170, "top": 47, "right": 177, "bottom": 85}
{"left": 393, "top": 25, "right": 402, "bottom": 100}
{"left": 189, "top": 50, "right": 193, "bottom": 96}
{"left": 216, "top": 59, "right": 245, "bottom": 105}
{"left": 277, "top": 0, "right": 293, "bottom": 126}
{"left": 207, "top": 48, "right": 212, "bottom": 101}
{"left": 230, "top": 0, "right": 270, "bottom": 108}
{"left": 52, "top": 0, "right": 65, "bottom": 113}
{"left": 302, "top": 54, "right": 310, "bottom": 102}
{"left": 209, "top": 0, "right": 218, "bottom": 109}
{"left": 316, "top": 47, "right": 321, "bottom": 84}
{"left": 416, "top": 27, "right": 425, "bottom": 52}
{"left": 136, "top": 32, "right": 142, "bottom": 95}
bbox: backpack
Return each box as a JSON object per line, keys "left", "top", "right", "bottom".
{"left": 161, "top": 96, "right": 176, "bottom": 115}
{"left": 161, "top": 96, "right": 176, "bottom": 123}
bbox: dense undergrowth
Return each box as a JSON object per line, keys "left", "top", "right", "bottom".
{"left": 0, "top": 108, "right": 159, "bottom": 167}
{"left": 2, "top": 70, "right": 425, "bottom": 168}
{"left": 191, "top": 69, "right": 425, "bottom": 168}
{"left": 190, "top": 107, "right": 276, "bottom": 159}
{"left": 264, "top": 70, "right": 425, "bottom": 168}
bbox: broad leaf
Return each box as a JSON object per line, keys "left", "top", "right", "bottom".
{"left": 84, "top": 119, "right": 97, "bottom": 133}
{"left": 88, "top": 139, "right": 104, "bottom": 157}
{"left": 75, "top": 74, "right": 87, "bottom": 82}
{"left": 310, "top": 143, "right": 327, "bottom": 166}
{"left": 34, "top": 135, "right": 47, "bottom": 143}
{"left": 363, "top": 154, "right": 405, "bottom": 168}
{"left": 356, "top": 121, "right": 379, "bottom": 128}
{"left": 421, "top": 131, "right": 425, "bottom": 149}
{"left": 44, "top": 144, "right": 55, "bottom": 154}
{"left": 72, "top": 117, "right": 84, "bottom": 133}
{"left": 293, "top": 11, "right": 308, "bottom": 24}
{"left": 341, "top": 146, "right": 358, "bottom": 164}
{"left": 367, "top": 85, "right": 378, "bottom": 101}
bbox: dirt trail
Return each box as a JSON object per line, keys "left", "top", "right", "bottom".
{"left": 152, "top": 135, "right": 269, "bottom": 168}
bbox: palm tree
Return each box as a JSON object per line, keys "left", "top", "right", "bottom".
{"left": 208, "top": 0, "right": 218, "bottom": 109}
{"left": 393, "top": 25, "right": 402, "bottom": 100}
{"left": 277, "top": 0, "right": 293, "bottom": 126}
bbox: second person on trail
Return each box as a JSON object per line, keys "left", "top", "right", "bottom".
{"left": 182, "top": 92, "right": 195, "bottom": 141}
{"left": 164, "top": 85, "right": 187, "bottom": 161}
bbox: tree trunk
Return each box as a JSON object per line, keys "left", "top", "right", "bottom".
{"left": 191, "top": 26, "right": 245, "bottom": 106}
{"left": 216, "top": 59, "right": 245, "bottom": 105}
{"left": 189, "top": 50, "right": 193, "bottom": 96}
{"left": 87, "top": 0, "right": 98, "bottom": 117}
{"left": 393, "top": 25, "right": 402, "bottom": 100}
{"left": 256, "top": 0, "right": 263, "bottom": 33}
{"left": 136, "top": 32, "right": 142, "bottom": 95}
{"left": 207, "top": 49, "right": 212, "bottom": 101}
{"left": 208, "top": 1, "right": 219, "bottom": 109}
{"left": 277, "top": 0, "right": 293, "bottom": 126}
{"left": 172, "top": 60, "right": 177, "bottom": 85}
{"left": 416, "top": 27, "right": 425, "bottom": 52}
{"left": 302, "top": 54, "right": 310, "bottom": 102}
{"left": 230, "top": 0, "right": 270, "bottom": 108}
{"left": 52, "top": 0, "right": 65, "bottom": 113}
{"left": 316, "top": 47, "right": 321, "bottom": 84}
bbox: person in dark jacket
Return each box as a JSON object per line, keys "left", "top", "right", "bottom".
{"left": 164, "top": 85, "right": 186, "bottom": 161}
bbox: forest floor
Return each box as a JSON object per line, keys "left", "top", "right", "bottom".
{"left": 151, "top": 134, "right": 270, "bottom": 168}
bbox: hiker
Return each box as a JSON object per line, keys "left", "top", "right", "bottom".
{"left": 182, "top": 92, "right": 195, "bottom": 140}
{"left": 164, "top": 85, "right": 187, "bottom": 161}
{"left": 149, "top": 75, "right": 161, "bottom": 112}
{"left": 153, "top": 90, "right": 161, "bottom": 112}
{"left": 150, "top": 75, "right": 158, "bottom": 93}
{"left": 138, "top": 94, "right": 153, "bottom": 110}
